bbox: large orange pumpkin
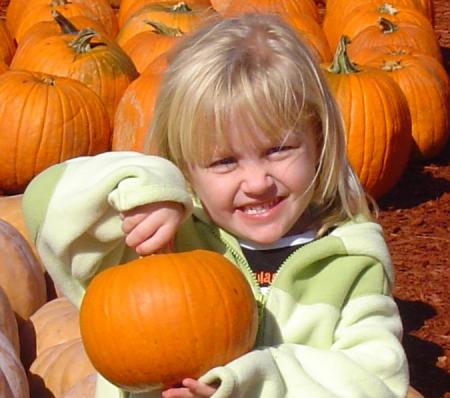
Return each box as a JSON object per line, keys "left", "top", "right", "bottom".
{"left": 10, "top": 0, "right": 118, "bottom": 42}
{"left": 112, "top": 55, "right": 168, "bottom": 151}
{"left": 120, "top": 20, "right": 182, "bottom": 73}
{"left": 0, "top": 70, "right": 111, "bottom": 194}
{"left": 80, "top": 250, "right": 258, "bottom": 391}
{"left": 11, "top": 26, "right": 138, "bottom": 127}
{"left": 321, "top": 37, "right": 413, "bottom": 199}
{"left": 0, "top": 220, "right": 47, "bottom": 323}
{"left": 350, "top": 48, "right": 449, "bottom": 161}
{"left": 323, "top": 1, "right": 435, "bottom": 53}
{"left": 118, "top": 0, "right": 212, "bottom": 27}
{"left": 348, "top": 17, "right": 442, "bottom": 63}
{"left": 115, "top": 1, "right": 215, "bottom": 47}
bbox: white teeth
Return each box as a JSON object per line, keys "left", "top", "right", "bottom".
{"left": 242, "top": 199, "right": 278, "bottom": 214}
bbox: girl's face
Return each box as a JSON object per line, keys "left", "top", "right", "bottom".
{"left": 187, "top": 122, "right": 319, "bottom": 244}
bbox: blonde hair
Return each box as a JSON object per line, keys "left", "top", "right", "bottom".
{"left": 146, "top": 12, "right": 373, "bottom": 233}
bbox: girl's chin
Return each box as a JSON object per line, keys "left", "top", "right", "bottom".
{"left": 234, "top": 225, "right": 288, "bottom": 245}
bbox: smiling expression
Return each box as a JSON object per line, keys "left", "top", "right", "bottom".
{"left": 187, "top": 122, "right": 319, "bottom": 245}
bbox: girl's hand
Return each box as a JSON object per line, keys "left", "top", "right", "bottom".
{"left": 162, "top": 378, "right": 217, "bottom": 398}
{"left": 121, "top": 201, "right": 184, "bottom": 256}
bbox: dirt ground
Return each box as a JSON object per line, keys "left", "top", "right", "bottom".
{"left": 376, "top": 133, "right": 450, "bottom": 397}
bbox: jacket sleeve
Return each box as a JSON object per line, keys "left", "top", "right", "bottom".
{"left": 22, "top": 151, "right": 192, "bottom": 308}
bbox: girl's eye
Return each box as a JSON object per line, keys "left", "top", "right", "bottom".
{"left": 266, "top": 145, "right": 296, "bottom": 157}
{"left": 208, "top": 157, "right": 237, "bottom": 171}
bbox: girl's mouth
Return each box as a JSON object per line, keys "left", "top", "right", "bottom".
{"left": 238, "top": 197, "right": 284, "bottom": 215}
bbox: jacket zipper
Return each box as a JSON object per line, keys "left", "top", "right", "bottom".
{"left": 208, "top": 227, "right": 268, "bottom": 342}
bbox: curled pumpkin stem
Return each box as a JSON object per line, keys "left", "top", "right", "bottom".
{"left": 68, "top": 28, "right": 104, "bottom": 53}
{"left": 327, "top": 35, "right": 360, "bottom": 74}
{"left": 145, "top": 20, "right": 184, "bottom": 36}
{"left": 52, "top": 10, "right": 79, "bottom": 34}
{"left": 378, "top": 17, "right": 399, "bottom": 34}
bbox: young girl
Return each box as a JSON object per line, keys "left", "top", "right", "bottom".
{"left": 23, "top": 13, "right": 409, "bottom": 398}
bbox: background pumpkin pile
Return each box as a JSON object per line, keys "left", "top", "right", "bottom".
{"left": 0, "top": 0, "right": 448, "bottom": 397}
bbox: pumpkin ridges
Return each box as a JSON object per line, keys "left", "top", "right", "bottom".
{"left": 11, "top": 0, "right": 118, "bottom": 42}
{"left": 0, "top": 220, "right": 47, "bottom": 322}
{"left": 115, "top": 1, "right": 215, "bottom": 47}
{"left": 28, "top": 337, "right": 96, "bottom": 398}
{"left": 80, "top": 250, "right": 258, "bottom": 390}
{"left": 324, "top": 2, "right": 436, "bottom": 53}
{"left": 118, "top": 0, "right": 212, "bottom": 27}
{"left": 11, "top": 27, "right": 138, "bottom": 128}
{"left": 120, "top": 22, "right": 182, "bottom": 73}
{"left": 0, "top": 70, "right": 111, "bottom": 194}
{"left": 112, "top": 55, "right": 168, "bottom": 152}
{"left": 0, "top": 333, "right": 30, "bottom": 398}
{"left": 348, "top": 17, "right": 443, "bottom": 63}
{"left": 0, "top": 287, "right": 20, "bottom": 357}
{"left": 321, "top": 37, "right": 412, "bottom": 198}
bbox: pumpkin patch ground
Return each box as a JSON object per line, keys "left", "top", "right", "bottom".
{"left": 376, "top": 136, "right": 450, "bottom": 398}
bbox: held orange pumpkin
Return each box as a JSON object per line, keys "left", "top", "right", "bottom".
{"left": 80, "top": 250, "right": 258, "bottom": 392}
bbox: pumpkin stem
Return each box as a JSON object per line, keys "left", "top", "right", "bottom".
{"left": 327, "top": 35, "right": 361, "bottom": 74}
{"left": 378, "top": 17, "right": 399, "bottom": 34}
{"left": 51, "top": 0, "right": 69, "bottom": 6}
{"left": 377, "top": 3, "right": 398, "bottom": 15}
{"left": 68, "top": 28, "right": 103, "bottom": 53}
{"left": 145, "top": 20, "right": 184, "bottom": 36}
{"left": 147, "top": 1, "right": 192, "bottom": 13}
{"left": 52, "top": 10, "right": 79, "bottom": 34}
{"left": 41, "top": 76, "right": 56, "bottom": 85}
{"left": 381, "top": 60, "right": 404, "bottom": 71}
{"left": 171, "top": 2, "right": 192, "bottom": 12}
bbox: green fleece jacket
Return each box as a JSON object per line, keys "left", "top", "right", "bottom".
{"left": 22, "top": 151, "right": 409, "bottom": 398}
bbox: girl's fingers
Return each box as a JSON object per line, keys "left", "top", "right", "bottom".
{"left": 182, "top": 379, "right": 217, "bottom": 396}
{"left": 134, "top": 223, "right": 175, "bottom": 256}
{"left": 121, "top": 210, "right": 147, "bottom": 234}
{"left": 161, "top": 387, "right": 193, "bottom": 398}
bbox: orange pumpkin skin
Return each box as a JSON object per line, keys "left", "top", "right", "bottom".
{"left": 351, "top": 49, "right": 449, "bottom": 161}
{"left": 118, "top": 0, "right": 212, "bottom": 27}
{"left": 116, "top": 2, "right": 215, "bottom": 48}
{"left": 11, "top": 28, "right": 138, "bottom": 127}
{"left": 220, "top": 0, "right": 320, "bottom": 23}
{"left": 11, "top": 0, "right": 118, "bottom": 42}
{"left": 121, "top": 26, "right": 181, "bottom": 73}
{"left": 80, "top": 250, "right": 258, "bottom": 391}
{"left": 283, "top": 13, "right": 332, "bottom": 63}
{"left": 321, "top": 38, "right": 412, "bottom": 198}
{"left": 348, "top": 18, "right": 442, "bottom": 63}
{"left": 0, "top": 70, "right": 111, "bottom": 194}
{"left": 112, "top": 55, "right": 168, "bottom": 152}
{"left": 0, "top": 19, "right": 15, "bottom": 65}
{"left": 323, "top": 2, "right": 435, "bottom": 53}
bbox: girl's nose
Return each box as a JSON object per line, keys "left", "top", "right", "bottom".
{"left": 240, "top": 163, "right": 274, "bottom": 194}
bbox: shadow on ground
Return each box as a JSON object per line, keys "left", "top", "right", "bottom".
{"left": 395, "top": 298, "right": 450, "bottom": 398}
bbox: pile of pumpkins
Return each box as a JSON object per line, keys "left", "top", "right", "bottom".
{"left": 0, "top": 0, "right": 448, "bottom": 199}
{"left": 0, "top": 0, "right": 448, "bottom": 397}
